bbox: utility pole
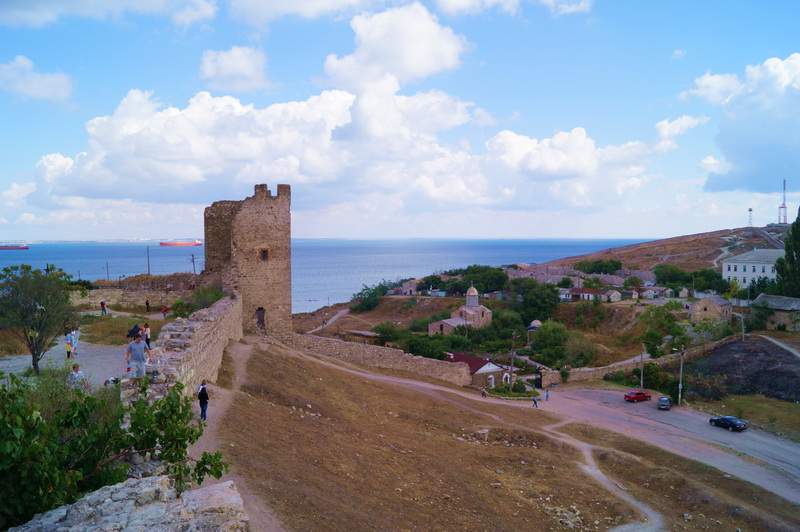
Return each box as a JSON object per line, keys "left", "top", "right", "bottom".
{"left": 190, "top": 254, "right": 197, "bottom": 275}
{"left": 105, "top": 261, "right": 110, "bottom": 281}
{"left": 146, "top": 246, "right": 151, "bottom": 276}
{"left": 678, "top": 349, "right": 685, "bottom": 407}
{"left": 510, "top": 331, "right": 518, "bottom": 388}
{"left": 640, "top": 343, "right": 646, "bottom": 389}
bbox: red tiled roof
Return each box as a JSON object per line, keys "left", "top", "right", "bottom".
{"left": 445, "top": 352, "right": 493, "bottom": 374}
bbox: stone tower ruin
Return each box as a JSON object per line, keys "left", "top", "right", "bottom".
{"left": 204, "top": 184, "right": 291, "bottom": 336}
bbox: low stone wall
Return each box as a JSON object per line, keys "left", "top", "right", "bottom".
{"left": 12, "top": 476, "right": 248, "bottom": 531}
{"left": 71, "top": 287, "right": 189, "bottom": 310}
{"left": 542, "top": 336, "right": 740, "bottom": 387}
{"left": 148, "top": 295, "right": 243, "bottom": 396}
{"left": 293, "top": 333, "right": 472, "bottom": 386}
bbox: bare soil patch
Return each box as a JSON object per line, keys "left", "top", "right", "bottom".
{"left": 560, "top": 423, "right": 800, "bottom": 531}
{"left": 220, "top": 343, "right": 639, "bottom": 531}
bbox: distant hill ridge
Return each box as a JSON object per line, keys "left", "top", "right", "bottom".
{"left": 543, "top": 226, "right": 788, "bottom": 271}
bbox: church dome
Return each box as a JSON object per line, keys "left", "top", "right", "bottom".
{"left": 466, "top": 286, "right": 479, "bottom": 296}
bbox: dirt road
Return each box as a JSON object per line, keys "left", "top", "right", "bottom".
{"left": 542, "top": 388, "right": 800, "bottom": 505}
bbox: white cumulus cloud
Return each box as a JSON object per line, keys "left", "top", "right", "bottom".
{"left": 655, "top": 114, "right": 709, "bottom": 151}
{"left": 325, "top": 2, "right": 467, "bottom": 87}
{"left": 200, "top": 46, "right": 269, "bottom": 92}
{"left": 229, "top": 0, "right": 376, "bottom": 26}
{"left": 538, "top": 0, "right": 592, "bottom": 15}
{"left": 1, "top": 182, "right": 37, "bottom": 207}
{"left": 172, "top": 0, "right": 216, "bottom": 26}
{"left": 435, "top": 0, "right": 519, "bottom": 15}
{"left": 0, "top": 0, "right": 216, "bottom": 27}
{"left": 0, "top": 56, "right": 71, "bottom": 101}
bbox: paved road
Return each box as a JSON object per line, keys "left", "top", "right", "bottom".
{"left": 0, "top": 336, "right": 126, "bottom": 387}
{"left": 543, "top": 387, "right": 800, "bottom": 505}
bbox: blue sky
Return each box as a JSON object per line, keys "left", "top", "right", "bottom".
{"left": 1, "top": 0, "right": 799, "bottom": 240}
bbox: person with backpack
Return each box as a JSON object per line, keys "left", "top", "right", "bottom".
{"left": 198, "top": 380, "right": 209, "bottom": 422}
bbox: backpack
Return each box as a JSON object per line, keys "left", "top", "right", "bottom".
{"left": 198, "top": 386, "right": 209, "bottom": 403}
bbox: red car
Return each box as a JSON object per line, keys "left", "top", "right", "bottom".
{"left": 624, "top": 390, "right": 652, "bottom": 402}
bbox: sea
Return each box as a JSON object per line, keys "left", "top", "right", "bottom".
{"left": 0, "top": 239, "right": 642, "bottom": 313}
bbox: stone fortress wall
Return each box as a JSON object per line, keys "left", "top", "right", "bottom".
{"left": 293, "top": 333, "right": 472, "bottom": 387}
{"left": 71, "top": 287, "right": 189, "bottom": 309}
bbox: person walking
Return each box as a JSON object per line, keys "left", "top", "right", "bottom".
{"left": 531, "top": 395, "right": 539, "bottom": 408}
{"left": 125, "top": 334, "right": 152, "bottom": 383}
{"left": 70, "top": 328, "right": 80, "bottom": 357}
{"left": 255, "top": 307, "right": 266, "bottom": 331}
{"left": 145, "top": 299, "right": 151, "bottom": 313}
{"left": 545, "top": 388, "right": 550, "bottom": 401}
{"left": 100, "top": 300, "right": 107, "bottom": 316}
{"left": 143, "top": 322, "right": 152, "bottom": 349}
{"left": 65, "top": 332, "right": 73, "bottom": 359}
{"left": 198, "top": 380, "right": 209, "bottom": 422}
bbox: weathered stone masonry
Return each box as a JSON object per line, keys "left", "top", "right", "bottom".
{"left": 205, "top": 184, "right": 292, "bottom": 337}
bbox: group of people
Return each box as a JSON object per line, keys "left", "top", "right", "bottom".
{"left": 65, "top": 328, "right": 80, "bottom": 359}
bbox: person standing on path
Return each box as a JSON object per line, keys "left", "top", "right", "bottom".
{"left": 545, "top": 388, "right": 549, "bottom": 401}
{"left": 70, "top": 328, "right": 80, "bottom": 357}
{"left": 255, "top": 307, "right": 266, "bottom": 331}
{"left": 125, "top": 335, "right": 152, "bottom": 383}
{"left": 143, "top": 323, "right": 152, "bottom": 349}
{"left": 531, "top": 395, "right": 539, "bottom": 408}
{"left": 100, "top": 301, "right": 107, "bottom": 316}
{"left": 65, "top": 332, "right": 73, "bottom": 359}
{"left": 198, "top": 380, "right": 209, "bottom": 422}
{"left": 145, "top": 299, "right": 151, "bottom": 313}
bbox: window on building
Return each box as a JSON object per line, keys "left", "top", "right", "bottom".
{"left": 259, "top": 249, "right": 269, "bottom": 262}
{"left": 752, "top": 265, "right": 756, "bottom": 273}
{"left": 772, "top": 266, "right": 776, "bottom": 273}
{"left": 734, "top": 265, "right": 737, "bottom": 272}
{"left": 762, "top": 265, "right": 766, "bottom": 273}
{"left": 727, "top": 264, "right": 731, "bottom": 272}
{"left": 743, "top": 277, "right": 747, "bottom": 284}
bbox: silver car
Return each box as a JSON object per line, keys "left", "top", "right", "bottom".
{"left": 657, "top": 396, "right": 672, "bottom": 410}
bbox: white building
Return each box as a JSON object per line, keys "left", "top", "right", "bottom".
{"left": 721, "top": 248, "right": 784, "bottom": 285}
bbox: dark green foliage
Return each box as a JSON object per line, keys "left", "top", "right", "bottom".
{"left": 623, "top": 276, "right": 642, "bottom": 289}
{"left": 511, "top": 379, "right": 527, "bottom": 393}
{"left": 373, "top": 322, "right": 403, "bottom": 343}
{"left": 738, "top": 276, "right": 781, "bottom": 300}
{"left": 638, "top": 305, "right": 686, "bottom": 357}
{"left": 508, "top": 278, "right": 559, "bottom": 324}
{"left": 0, "top": 265, "right": 76, "bottom": 373}
{"left": 416, "top": 275, "right": 443, "bottom": 292}
{"left": 574, "top": 259, "right": 622, "bottom": 274}
{"left": 530, "top": 320, "right": 568, "bottom": 367}
{"left": 350, "top": 282, "right": 391, "bottom": 313}
{"left": 582, "top": 277, "right": 603, "bottom": 289}
{"left": 559, "top": 367, "right": 570, "bottom": 383}
{"left": 606, "top": 363, "right": 679, "bottom": 401}
{"left": 653, "top": 264, "right": 690, "bottom": 285}
{"left": 557, "top": 277, "right": 573, "bottom": 288}
{"left": 746, "top": 305, "right": 774, "bottom": 331}
{"left": 654, "top": 264, "right": 729, "bottom": 292}
{"left": 564, "top": 335, "right": 597, "bottom": 367}
{"left": 171, "top": 285, "right": 225, "bottom": 318}
{"left": 0, "top": 372, "right": 226, "bottom": 529}
{"left": 776, "top": 213, "right": 800, "bottom": 296}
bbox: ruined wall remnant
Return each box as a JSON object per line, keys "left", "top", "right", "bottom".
{"left": 204, "top": 184, "right": 292, "bottom": 336}
{"left": 293, "top": 333, "right": 472, "bottom": 386}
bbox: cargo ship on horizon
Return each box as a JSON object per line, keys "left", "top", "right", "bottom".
{"left": 0, "top": 242, "right": 29, "bottom": 250}
{"left": 159, "top": 239, "right": 202, "bottom": 247}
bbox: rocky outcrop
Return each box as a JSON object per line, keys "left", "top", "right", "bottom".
{"left": 11, "top": 476, "right": 248, "bottom": 531}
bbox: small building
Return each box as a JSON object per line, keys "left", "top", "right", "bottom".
{"left": 690, "top": 295, "right": 732, "bottom": 323}
{"left": 400, "top": 279, "right": 419, "bottom": 296}
{"left": 751, "top": 294, "right": 800, "bottom": 331}
{"left": 637, "top": 288, "right": 657, "bottom": 300}
{"left": 558, "top": 288, "right": 572, "bottom": 302}
{"left": 427, "top": 289, "right": 447, "bottom": 297}
{"left": 570, "top": 287, "right": 602, "bottom": 301}
{"left": 429, "top": 286, "right": 493, "bottom": 335}
{"left": 622, "top": 289, "right": 639, "bottom": 300}
{"left": 721, "top": 248, "right": 784, "bottom": 285}
{"left": 678, "top": 287, "right": 690, "bottom": 299}
{"left": 603, "top": 290, "right": 622, "bottom": 303}
{"left": 445, "top": 352, "right": 509, "bottom": 388}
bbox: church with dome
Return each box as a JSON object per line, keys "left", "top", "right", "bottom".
{"left": 427, "top": 285, "right": 493, "bottom": 336}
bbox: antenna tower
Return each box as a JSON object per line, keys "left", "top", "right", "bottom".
{"left": 748, "top": 207, "right": 753, "bottom": 227}
{"left": 779, "top": 179, "right": 788, "bottom": 224}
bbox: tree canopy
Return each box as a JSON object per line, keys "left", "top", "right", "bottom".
{"left": 776, "top": 214, "right": 800, "bottom": 297}
{"left": 0, "top": 265, "right": 76, "bottom": 373}
{"left": 507, "top": 278, "right": 559, "bottom": 324}
{"left": 574, "top": 259, "right": 622, "bottom": 274}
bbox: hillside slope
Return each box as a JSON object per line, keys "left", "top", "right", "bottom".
{"left": 546, "top": 226, "right": 787, "bottom": 271}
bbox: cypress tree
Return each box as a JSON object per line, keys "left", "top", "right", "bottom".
{"left": 775, "top": 213, "right": 800, "bottom": 296}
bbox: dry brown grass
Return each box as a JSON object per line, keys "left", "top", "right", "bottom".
{"left": 554, "top": 303, "right": 645, "bottom": 366}
{"left": 220, "top": 344, "right": 638, "bottom": 531}
{"left": 560, "top": 423, "right": 800, "bottom": 531}
{"left": 293, "top": 296, "right": 462, "bottom": 335}
{"left": 215, "top": 348, "right": 234, "bottom": 390}
{"left": 0, "top": 329, "right": 28, "bottom": 356}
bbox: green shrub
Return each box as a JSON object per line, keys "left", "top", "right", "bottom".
{"left": 350, "top": 282, "right": 392, "bottom": 313}
{"left": 559, "top": 367, "right": 570, "bottom": 383}
{"left": 373, "top": 322, "right": 403, "bottom": 343}
{"left": 511, "top": 379, "right": 527, "bottom": 393}
{"left": 564, "top": 334, "right": 597, "bottom": 367}
{"left": 170, "top": 285, "right": 225, "bottom": 318}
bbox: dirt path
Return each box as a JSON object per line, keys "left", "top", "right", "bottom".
{"left": 190, "top": 339, "right": 285, "bottom": 532}
{"left": 306, "top": 308, "right": 349, "bottom": 334}
{"left": 274, "top": 338, "right": 665, "bottom": 530}
{"left": 758, "top": 334, "right": 800, "bottom": 362}
{"left": 712, "top": 245, "right": 732, "bottom": 268}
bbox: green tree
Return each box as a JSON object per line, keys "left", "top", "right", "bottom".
{"left": 623, "top": 276, "right": 643, "bottom": 289}
{"left": 0, "top": 265, "right": 76, "bottom": 374}
{"left": 653, "top": 264, "right": 690, "bottom": 286}
{"left": 776, "top": 214, "right": 800, "bottom": 296}
{"left": 530, "top": 320, "right": 568, "bottom": 366}
{"left": 557, "top": 277, "right": 573, "bottom": 288}
{"left": 574, "top": 259, "right": 622, "bottom": 274}
{"left": 508, "top": 278, "right": 559, "bottom": 323}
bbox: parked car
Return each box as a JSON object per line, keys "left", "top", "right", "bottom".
{"left": 657, "top": 396, "right": 672, "bottom": 410}
{"left": 709, "top": 416, "right": 748, "bottom": 432}
{"left": 624, "top": 389, "right": 652, "bottom": 402}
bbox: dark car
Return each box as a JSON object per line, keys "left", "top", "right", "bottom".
{"left": 709, "top": 416, "right": 748, "bottom": 432}
{"left": 624, "top": 390, "right": 651, "bottom": 402}
{"left": 657, "top": 396, "right": 672, "bottom": 410}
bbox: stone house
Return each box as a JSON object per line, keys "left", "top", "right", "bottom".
{"left": 400, "top": 279, "right": 419, "bottom": 296}
{"left": 751, "top": 294, "right": 800, "bottom": 331}
{"left": 622, "top": 289, "right": 639, "bottom": 300}
{"left": 603, "top": 290, "right": 622, "bottom": 302}
{"left": 690, "top": 295, "right": 732, "bottom": 323}
{"left": 678, "top": 287, "right": 690, "bottom": 299}
{"left": 569, "top": 287, "right": 602, "bottom": 301}
{"left": 429, "top": 286, "right": 492, "bottom": 335}
{"left": 445, "top": 352, "right": 508, "bottom": 388}
{"left": 637, "top": 288, "right": 657, "bottom": 300}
